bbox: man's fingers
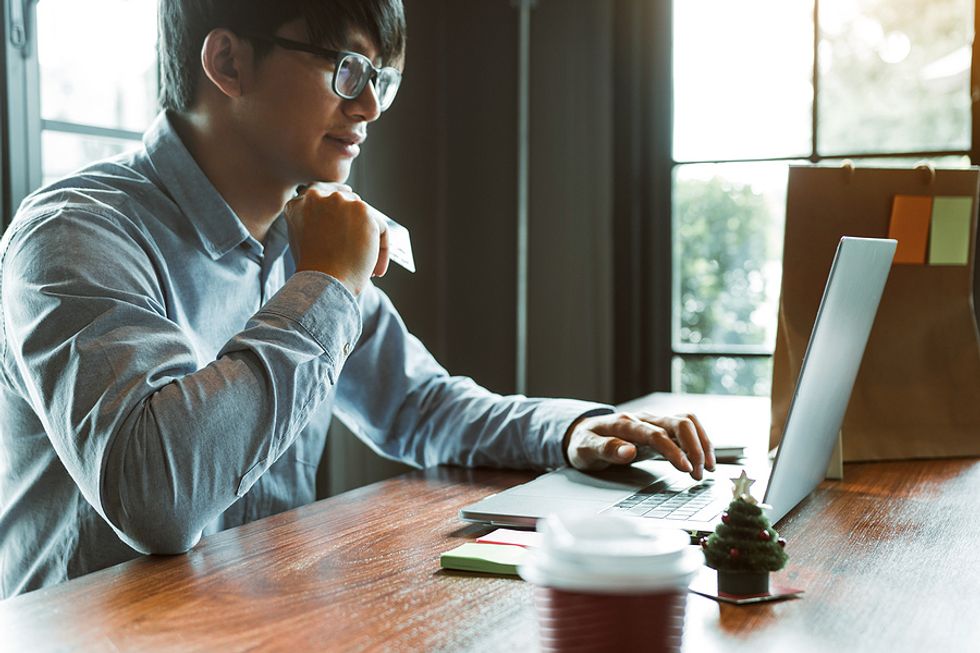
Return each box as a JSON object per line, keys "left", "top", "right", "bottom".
{"left": 285, "top": 190, "right": 307, "bottom": 213}
{"left": 584, "top": 413, "right": 657, "bottom": 443}
{"left": 646, "top": 426, "right": 694, "bottom": 475}
{"left": 307, "top": 181, "right": 354, "bottom": 196}
{"left": 374, "top": 226, "right": 390, "bottom": 277}
{"left": 369, "top": 208, "right": 389, "bottom": 278}
{"left": 583, "top": 414, "right": 694, "bottom": 473}
{"left": 687, "top": 413, "right": 716, "bottom": 471}
{"left": 636, "top": 412, "right": 713, "bottom": 480}
{"left": 600, "top": 435, "right": 636, "bottom": 464}
{"left": 592, "top": 412, "right": 717, "bottom": 478}
{"left": 286, "top": 185, "right": 358, "bottom": 215}
{"left": 302, "top": 183, "right": 359, "bottom": 202}
{"left": 567, "top": 411, "right": 716, "bottom": 479}
{"left": 575, "top": 432, "right": 635, "bottom": 468}
{"left": 669, "top": 416, "right": 704, "bottom": 479}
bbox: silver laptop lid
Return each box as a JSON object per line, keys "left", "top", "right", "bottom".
{"left": 763, "top": 236, "right": 896, "bottom": 522}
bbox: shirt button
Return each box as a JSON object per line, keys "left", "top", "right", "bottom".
{"left": 343, "top": 343, "right": 351, "bottom": 356}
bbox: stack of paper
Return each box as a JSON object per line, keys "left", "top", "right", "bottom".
{"left": 439, "top": 529, "right": 541, "bottom": 576}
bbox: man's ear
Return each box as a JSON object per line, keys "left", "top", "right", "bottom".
{"left": 199, "top": 28, "right": 253, "bottom": 99}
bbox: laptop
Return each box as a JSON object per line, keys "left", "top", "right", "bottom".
{"left": 460, "top": 236, "right": 897, "bottom": 532}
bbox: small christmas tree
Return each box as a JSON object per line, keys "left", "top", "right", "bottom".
{"left": 701, "top": 470, "right": 788, "bottom": 595}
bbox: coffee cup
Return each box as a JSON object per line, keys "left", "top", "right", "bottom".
{"left": 518, "top": 512, "right": 702, "bottom": 653}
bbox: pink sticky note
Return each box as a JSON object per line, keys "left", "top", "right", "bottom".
{"left": 475, "top": 528, "right": 542, "bottom": 548}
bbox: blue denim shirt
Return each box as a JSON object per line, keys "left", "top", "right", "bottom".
{"left": 0, "top": 112, "right": 609, "bottom": 598}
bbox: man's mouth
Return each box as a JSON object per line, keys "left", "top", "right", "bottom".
{"left": 326, "top": 132, "right": 366, "bottom": 146}
{"left": 325, "top": 132, "right": 364, "bottom": 158}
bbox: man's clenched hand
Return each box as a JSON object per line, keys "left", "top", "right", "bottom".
{"left": 284, "top": 183, "right": 389, "bottom": 296}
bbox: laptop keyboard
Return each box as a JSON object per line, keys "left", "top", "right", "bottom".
{"left": 607, "top": 478, "right": 724, "bottom": 522}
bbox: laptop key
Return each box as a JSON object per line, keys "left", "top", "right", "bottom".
{"left": 610, "top": 503, "right": 636, "bottom": 511}
{"left": 628, "top": 504, "right": 656, "bottom": 516}
{"left": 615, "top": 479, "right": 723, "bottom": 521}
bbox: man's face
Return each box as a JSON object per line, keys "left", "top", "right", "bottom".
{"left": 236, "top": 19, "right": 392, "bottom": 187}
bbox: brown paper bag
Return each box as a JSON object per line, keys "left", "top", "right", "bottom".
{"left": 770, "top": 164, "right": 980, "bottom": 461}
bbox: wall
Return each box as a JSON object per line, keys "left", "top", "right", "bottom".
{"left": 321, "top": 0, "right": 615, "bottom": 496}
{"left": 527, "top": 0, "right": 613, "bottom": 401}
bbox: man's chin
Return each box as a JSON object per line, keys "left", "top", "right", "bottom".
{"left": 314, "top": 164, "right": 353, "bottom": 185}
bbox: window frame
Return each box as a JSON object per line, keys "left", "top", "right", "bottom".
{"left": 612, "top": 0, "right": 980, "bottom": 402}
{"left": 3, "top": 0, "right": 42, "bottom": 228}
{"left": 2, "top": 0, "right": 150, "bottom": 228}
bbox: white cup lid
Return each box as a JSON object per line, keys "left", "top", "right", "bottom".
{"left": 518, "top": 512, "right": 703, "bottom": 593}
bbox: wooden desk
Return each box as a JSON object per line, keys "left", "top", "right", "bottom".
{"left": 1, "top": 460, "right": 978, "bottom": 652}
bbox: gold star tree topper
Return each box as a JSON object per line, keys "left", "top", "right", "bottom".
{"left": 730, "top": 470, "right": 771, "bottom": 509}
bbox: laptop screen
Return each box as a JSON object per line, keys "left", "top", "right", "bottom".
{"left": 763, "top": 237, "right": 896, "bottom": 522}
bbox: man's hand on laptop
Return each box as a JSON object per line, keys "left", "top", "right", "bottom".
{"left": 563, "top": 412, "right": 715, "bottom": 480}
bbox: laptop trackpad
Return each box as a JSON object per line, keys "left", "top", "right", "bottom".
{"left": 504, "top": 460, "right": 672, "bottom": 502}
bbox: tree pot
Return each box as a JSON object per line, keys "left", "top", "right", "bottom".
{"left": 717, "top": 570, "right": 769, "bottom": 596}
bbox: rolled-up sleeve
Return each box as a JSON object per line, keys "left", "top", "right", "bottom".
{"left": 1, "top": 209, "right": 360, "bottom": 554}
{"left": 333, "top": 285, "right": 613, "bottom": 471}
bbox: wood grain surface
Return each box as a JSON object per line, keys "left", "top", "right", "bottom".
{"left": 1, "top": 460, "right": 978, "bottom": 652}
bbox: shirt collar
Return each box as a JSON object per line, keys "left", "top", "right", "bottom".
{"left": 264, "top": 214, "right": 290, "bottom": 263}
{"left": 142, "top": 111, "right": 255, "bottom": 261}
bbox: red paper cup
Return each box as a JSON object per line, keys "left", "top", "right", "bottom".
{"left": 519, "top": 514, "right": 701, "bottom": 653}
{"left": 533, "top": 586, "right": 686, "bottom": 653}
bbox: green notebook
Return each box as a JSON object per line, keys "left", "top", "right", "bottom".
{"left": 440, "top": 542, "right": 527, "bottom": 576}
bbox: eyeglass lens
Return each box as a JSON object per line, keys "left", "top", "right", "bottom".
{"left": 335, "top": 55, "right": 400, "bottom": 110}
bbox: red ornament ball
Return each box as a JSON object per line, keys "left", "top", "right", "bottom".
{"left": 721, "top": 513, "right": 731, "bottom": 525}
{"left": 729, "top": 548, "right": 740, "bottom": 559}
{"left": 777, "top": 537, "right": 787, "bottom": 549}
{"left": 759, "top": 529, "right": 771, "bottom": 541}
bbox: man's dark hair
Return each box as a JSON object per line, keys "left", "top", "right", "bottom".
{"left": 158, "top": 0, "right": 406, "bottom": 113}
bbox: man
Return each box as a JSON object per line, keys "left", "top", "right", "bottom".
{"left": 0, "top": 0, "right": 714, "bottom": 598}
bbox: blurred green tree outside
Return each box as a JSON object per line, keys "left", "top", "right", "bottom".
{"left": 674, "top": 175, "right": 778, "bottom": 396}
{"left": 673, "top": 0, "right": 971, "bottom": 396}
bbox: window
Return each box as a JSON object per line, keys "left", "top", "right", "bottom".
{"left": 670, "top": 0, "right": 974, "bottom": 396}
{"left": 4, "top": 0, "right": 157, "bottom": 214}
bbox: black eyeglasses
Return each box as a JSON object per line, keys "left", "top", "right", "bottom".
{"left": 245, "top": 34, "right": 402, "bottom": 112}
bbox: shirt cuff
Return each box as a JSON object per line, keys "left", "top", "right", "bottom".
{"left": 258, "top": 271, "right": 362, "bottom": 364}
{"left": 536, "top": 401, "right": 615, "bottom": 469}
